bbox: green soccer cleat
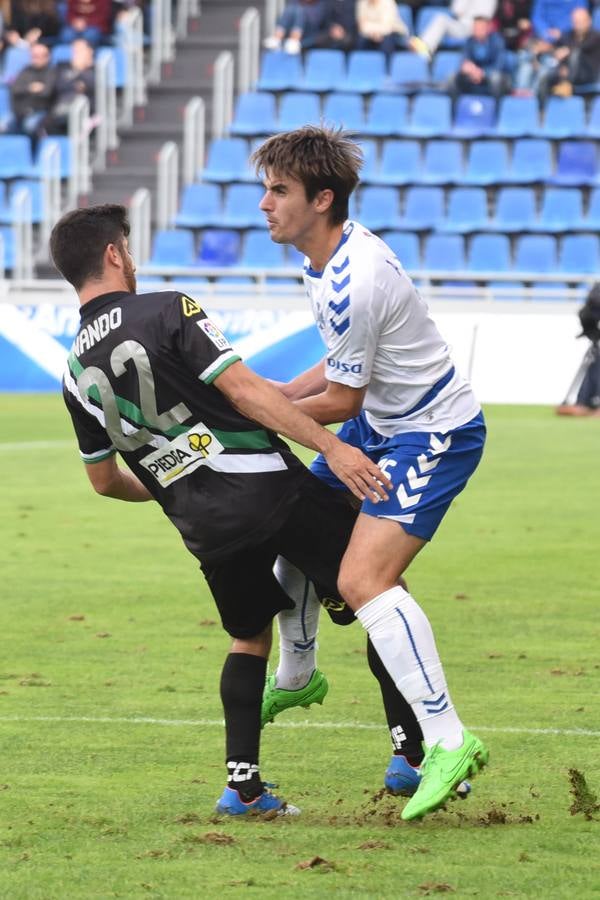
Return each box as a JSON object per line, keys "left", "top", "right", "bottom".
{"left": 401, "top": 729, "right": 489, "bottom": 821}
{"left": 261, "top": 669, "right": 329, "bottom": 728}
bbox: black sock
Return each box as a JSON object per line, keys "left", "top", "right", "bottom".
{"left": 367, "top": 636, "right": 424, "bottom": 766}
{"left": 220, "top": 652, "right": 267, "bottom": 800}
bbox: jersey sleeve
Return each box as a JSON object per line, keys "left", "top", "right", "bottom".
{"left": 163, "top": 292, "right": 241, "bottom": 385}
{"left": 62, "top": 366, "right": 116, "bottom": 464}
{"left": 323, "top": 259, "right": 379, "bottom": 389}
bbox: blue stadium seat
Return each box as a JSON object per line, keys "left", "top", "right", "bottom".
{"left": 197, "top": 229, "right": 241, "bottom": 266}
{"left": 423, "top": 234, "right": 466, "bottom": 271}
{"left": 96, "top": 47, "right": 126, "bottom": 88}
{"left": 221, "top": 183, "right": 265, "bottom": 228}
{"left": 0, "top": 85, "right": 10, "bottom": 130}
{"left": 230, "top": 92, "right": 277, "bottom": 136}
{"left": 0, "top": 225, "right": 15, "bottom": 270}
{"left": 240, "top": 229, "right": 286, "bottom": 268}
{"left": 508, "top": 139, "right": 553, "bottom": 183}
{"left": 202, "top": 138, "right": 251, "bottom": 182}
{"left": 174, "top": 183, "right": 222, "bottom": 228}
{"left": 358, "top": 186, "right": 401, "bottom": 231}
{"left": 257, "top": 51, "right": 303, "bottom": 91}
{"left": 371, "top": 139, "right": 421, "bottom": 185}
{"left": 301, "top": 49, "right": 346, "bottom": 92}
{"left": 406, "top": 93, "right": 451, "bottom": 137}
{"left": 339, "top": 50, "right": 387, "bottom": 93}
{"left": 322, "top": 92, "right": 365, "bottom": 131}
{"left": 0, "top": 45, "right": 30, "bottom": 84}
{"left": 513, "top": 235, "right": 557, "bottom": 273}
{"left": 488, "top": 187, "right": 537, "bottom": 232}
{"left": 558, "top": 234, "right": 600, "bottom": 273}
{"left": 31, "top": 136, "right": 71, "bottom": 178}
{"left": 277, "top": 92, "right": 321, "bottom": 131}
{"left": 452, "top": 95, "right": 496, "bottom": 137}
{"left": 540, "top": 96, "right": 586, "bottom": 139}
{"left": 534, "top": 187, "right": 583, "bottom": 232}
{"left": 148, "top": 229, "right": 196, "bottom": 268}
{"left": 0, "top": 179, "right": 43, "bottom": 224}
{"left": 0, "top": 136, "right": 33, "bottom": 178}
{"left": 421, "top": 139, "right": 463, "bottom": 184}
{"left": 430, "top": 50, "right": 462, "bottom": 85}
{"left": 438, "top": 187, "right": 488, "bottom": 232}
{"left": 357, "top": 138, "right": 380, "bottom": 181}
{"left": 397, "top": 186, "right": 444, "bottom": 230}
{"left": 467, "top": 233, "right": 512, "bottom": 273}
{"left": 583, "top": 188, "right": 600, "bottom": 229}
{"left": 51, "top": 43, "right": 73, "bottom": 64}
{"left": 380, "top": 231, "right": 421, "bottom": 270}
{"left": 585, "top": 95, "right": 600, "bottom": 138}
{"left": 397, "top": 4, "right": 414, "bottom": 34}
{"left": 462, "top": 140, "right": 509, "bottom": 185}
{"left": 496, "top": 96, "right": 539, "bottom": 137}
{"left": 551, "top": 141, "right": 597, "bottom": 185}
{"left": 388, "top": 52, "right": 430, "bottom": 92}
{"left": 363, "top": 94, "right": 409, "bottom": 136}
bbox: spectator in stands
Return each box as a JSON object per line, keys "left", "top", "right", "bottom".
{"left": 263, "top": 0, "right": 331, "bottom": 55}
{"left": 513, "top": 0, "right": 583, "bottom": 92}
{"left": 409, "top": 0, "right": 497, "bottom": 59}
{"left": 538, "top": 5, "right": 600, "bottom": 95}
{"left": 8, "top": 40, "right": 55, "bottom": 141}
{"left": 449, "top": 15, "right": 510, "bottom": 97}
{"left": 355, "top": 0, "right": 409, "bottom": 57}
{"left": 59, "top": 0, "right": 113, "bottom": 47}
{"left": 44, "top": 37, "right": 95, "bottom": 134}
{"left": 493, "top": 0, "right": 533, "bottom": 50}
{"left": 4, "top": 0, "right": 61, "bottom": 47}
{"left": 325, "top": 0, "right": 358, "bottom": 51}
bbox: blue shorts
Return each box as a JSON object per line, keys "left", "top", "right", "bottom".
{"left": 310, "top": 411, "right": 486, "bottom": 541}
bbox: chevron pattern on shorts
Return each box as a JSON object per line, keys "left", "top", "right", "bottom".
{"left": 397, "top": 433, "right": 452, "bottom": 510}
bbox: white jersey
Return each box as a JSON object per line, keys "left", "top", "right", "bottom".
{"left": 303, "top": 221, "right": 480, "bottom": 437}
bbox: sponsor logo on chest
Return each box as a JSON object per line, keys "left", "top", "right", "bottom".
{"left": 139, "top": 422, "right": 224, "bottom": 487}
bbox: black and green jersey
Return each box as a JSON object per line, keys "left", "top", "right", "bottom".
{"left": 63, "top": 289, "right": 310, "bottom": 562}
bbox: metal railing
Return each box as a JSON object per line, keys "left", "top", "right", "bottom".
{"left": 238, "top": 8, "right": 260, "bottom": 94}
{"left": 94, "top": 48, "right": 118, "bottom": 170}
{"left": 149, "top": 0, "right": 175, "bottom": 83}
{"left": 120, "top": 5, "right": 146, "bottom": 125}
{"left": 264, "top": 0, "right": 285, "bottom": 37}
{"left": 68, "top": 95, "right": 91, "bottom": 207}
{"left": 40, "top": 141, "right": 61, "bottom": 257}
{"left": 156, "top": 141, "right": 179, "bottom": 231}
{"left": 176, "top": 0, "right": 201, "bottom": 38}
{"left": 183, "top": 97, "right": 206, "bottom": 185}
{"left": 129, "top": 188, "right": 152, "bottom": 266}
{"left": 12, "top": 187, "right": 34, "bottom": 280}
{"left": 213, "top": 51, "right": 234, "bottom": 138}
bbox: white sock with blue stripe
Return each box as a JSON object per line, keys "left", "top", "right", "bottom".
{"left": 273, "top": 557, "right": 320, "bottom": 691}
{"left": 355, "top": 585, "right": 464, "bottom": 751}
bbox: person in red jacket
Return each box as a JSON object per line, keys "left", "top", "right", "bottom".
{"left": 59, "top": 0, "right": 113, "bottom": 46}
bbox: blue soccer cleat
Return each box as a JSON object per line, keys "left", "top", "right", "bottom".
{"left": 215, "top": 784, "right": 301, "bottom": 817}
{"left": 385, "top": 754, "right": 471, "bottom": 799}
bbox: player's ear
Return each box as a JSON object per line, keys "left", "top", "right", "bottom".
{"left": 314, "top": 188, "right": 334, "bottom": 215}
{"left": 105, "top": 242, "right": 123, "bottom": 270}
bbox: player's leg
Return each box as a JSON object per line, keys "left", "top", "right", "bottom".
{"left": 201, "top": 543, "right": 300, "bottom": 816}
{"left": 261, "top": 557, "right": 329, "bottom": 727}
{"left": 339, "top": 415, "right": 488, "bottom": 820}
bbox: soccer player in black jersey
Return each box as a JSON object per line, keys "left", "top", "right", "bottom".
{"left": 50, "top": 204, "right": 391, "bottom": 817}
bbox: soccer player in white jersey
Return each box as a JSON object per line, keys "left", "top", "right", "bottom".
{"left": 252, "top": 126, "right": 489, "bottom": 821}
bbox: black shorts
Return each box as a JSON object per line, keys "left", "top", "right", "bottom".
{"left": 200, "top": 475, "right": 357, "bottom": 638}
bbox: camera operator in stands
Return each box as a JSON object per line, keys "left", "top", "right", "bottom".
{"left": 556, "top": 282, "right": 600, "bottom": 417}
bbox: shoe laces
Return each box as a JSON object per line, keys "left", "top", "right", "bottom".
{"left": 420, "top": 742, "right": 443, "bottom": 779}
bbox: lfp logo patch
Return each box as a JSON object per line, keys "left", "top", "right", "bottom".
{"left": 198, "top": 319, "right": 230, "bottom": 351}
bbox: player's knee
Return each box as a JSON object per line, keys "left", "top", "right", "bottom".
{"left": 337, "top": 569, "right": 364, "bottom": 611}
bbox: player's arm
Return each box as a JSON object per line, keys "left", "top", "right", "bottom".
{"left": 84, "top": 455, "right": 153, "bottom": 502}
{"left": 213, "top": 360, "right": 391, "bottom": 502}
{"left": 278, "top": 358, "right": 328, "bottom": 400}
{"left": 294, "top": 380, "right": 366, "bottom": 425}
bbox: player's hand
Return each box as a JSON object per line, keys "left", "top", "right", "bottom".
{"left": 324, "top": 441, "right": 392, "bottom": 504}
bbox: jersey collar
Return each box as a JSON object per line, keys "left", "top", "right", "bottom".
{"left": 79, "top": 290, "right": 131, "bottom": 320}
{"left": 303, "top": 220, "right": 354, "bottom": 279}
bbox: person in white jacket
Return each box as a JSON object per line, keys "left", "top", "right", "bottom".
{"left": 356, "top": 0, "right": 409, "bottom": 56}
{"left": 410, "top": 0, "right": 497, "bottom": 58}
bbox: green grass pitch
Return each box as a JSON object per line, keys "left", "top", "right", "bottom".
{"left": 1, "top": 394, "right": 599, "bottom": 898}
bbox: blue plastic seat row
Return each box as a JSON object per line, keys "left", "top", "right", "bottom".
{"left": 0, "top": 135, "right": 72, "bottom": 179}
{"left": 145, "top": 227, "right": 598, "bottom": 279}
{"left": 231, "top": 90, "right": 600, "bottom": 140}
{"left": 201, "top": 137, "right": 598, "bottom": 187}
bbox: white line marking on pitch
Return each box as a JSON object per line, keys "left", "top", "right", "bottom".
{"left": 0, "top": 440, "right": 74, "bottom": 452}
{"left": 0, "top": 715, "right": 598, "bottom": 738}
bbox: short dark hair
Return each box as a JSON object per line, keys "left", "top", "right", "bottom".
{"left": 49, "top": 204, "right": 130, "bottom": 290}
{"left": 251, "top": 125, "right": 363, "bottom": 225}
